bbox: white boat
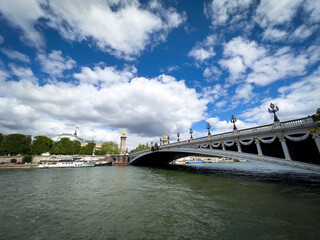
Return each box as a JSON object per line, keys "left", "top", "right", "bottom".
{"left": 38, "top": 159, "right": 94, "bottom": 168}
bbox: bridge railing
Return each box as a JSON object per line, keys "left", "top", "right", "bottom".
{"left": 162, "top": 117, "right": 313, "bottom": 146}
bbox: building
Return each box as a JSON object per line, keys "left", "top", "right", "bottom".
{"left": 51, "top": 131, "right": 88, "bottom": 146}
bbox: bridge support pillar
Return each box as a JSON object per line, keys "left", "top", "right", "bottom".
{"left": 279, "top": 135, "right": 291, "bottom": 160}
{"left": 236, "top": 141, "right": 242, "bottom": 153}
{"left": 255, "top": 138, "right": 263, "bottom": 156}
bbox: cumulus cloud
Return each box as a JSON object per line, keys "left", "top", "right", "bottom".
{"left": 74, "top": 65, "right": 136, "bottom": 87}
{"left": 220, "top": 37, "right": 313, "bottom": 86}
{"left": 204, "top": 0, "right": 253, "bottom": 27}
{"left": 0, "top": 66, "right": 208, "bottom": 146}
{"left": 255, "top": 0, "right": 320, "bottom": 43}
{"left": 0, "top": 0, "right": 45, "bottom": 48}
{"left": 36, "top": 50, "right": 76, "bottom": 77}
{"left": 206, "top": 116, "right": 257, "bottom": 134}
{"left": 188, "top": 34, "right": 217, "bottom": 62}
{"left": 201, "top": 84, "right": 228, "bottom": 103}
{"left": 9, "top": 64, "right": 38, "bottom": 84}
{"left": 0, "top": 0, "right": 185, "bottom": 59}
{"left": 240, "top": 67, "right": 320, "bottom": 124}
{"left": 255, "top": 0, "right": 302, "bottom": 28}
{"left": 203, "top": 65, "right": 221, "bottom": 80}
{"left": 262, "top": 28, "right": 288, "bottom": 42}
{"left": 0, "top": 48, "right": 31, "bottom": 63}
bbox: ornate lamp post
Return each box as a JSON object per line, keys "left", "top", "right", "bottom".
{"left": 160, "top": 138, "right": 162, "bottom": 145}
{"left": 230, "top": 115, "right": 237, "bottom": 131}
{"left": 206, "top": 122, "right": 211, "bottom": 136}
{"left": 177, "top": 132, "right": 180, "bottom": 142}
{"left": 189, "top": 128, "right": 193, "bottom": 140}
{"left": 268, "top": 103, "right": 280, "bottom": 122}
{"left": 168, "top": 135, "right": 170, "bottom": 144}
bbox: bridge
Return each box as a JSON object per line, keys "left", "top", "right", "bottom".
{"left": 129, "top": 109, "right": 320, "bottom": 172}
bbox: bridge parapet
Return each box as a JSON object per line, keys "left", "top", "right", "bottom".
{"left": 129, "top": 115, "right": 320, "bottom": 169}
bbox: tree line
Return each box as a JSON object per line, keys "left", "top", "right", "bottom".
{"left": 0, "top": 133, "right": 119, "bottom": 156}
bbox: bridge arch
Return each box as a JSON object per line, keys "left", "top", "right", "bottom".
{"left": 129, "top": 114, "right": 320, "bottom": 172}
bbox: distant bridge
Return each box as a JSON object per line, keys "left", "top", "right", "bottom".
{"left": 129, "top": 113, "right": 320, "bottom": 172}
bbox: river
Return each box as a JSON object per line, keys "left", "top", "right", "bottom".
{"left": 1, "top": 161, "right": 320, "bottom": 240}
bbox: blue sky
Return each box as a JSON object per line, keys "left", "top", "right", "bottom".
{"left": 0, "top": 0, "right": 319, "bottom": 149}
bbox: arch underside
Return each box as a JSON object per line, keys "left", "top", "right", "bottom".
{"left": 129, "top": 148, "right": 320, "bottom": 173}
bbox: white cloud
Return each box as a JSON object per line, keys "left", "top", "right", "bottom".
{"left": 0, "top": 48, "right": 31, "bottom": 63}
{"left": 204, "top": 0, "right": 253, "bottom": 27}
{"left": 233, "top": 83, "right": 255, "bottom": 102}
{"left": 206, "top": 116, "right": 257, "bottom": 134}
{"left": 0, "top": 0, "right": 45, "bottom": 48}
{"left": 203, "top": 66, "right": 221, "bottom": 80}
{"left": 74, "top": 65, "right": 136, "bottom": 87}
{"left": 255, "top": 0, "right": 302, "bottom": 28}
{"left": 291, "top": 24, "right": 315, "bottom": 41}
{"left": 188, "top": 34, "right": 217, "bottom": 62}
{"left": 9, "top": 64, "right": 38, "bottom": 84}
{"left": 0, "top": 66, "right": 208, "bottom": 147}
{"left": 36, "top": 50, "right": 76, "bottom": 77}
{"left": 220, "top": 37, "right": 310, "bottom": 86}
{"left": 219, "top": 56, "right": 246, "bottom": 82}
{"left": 222, "top": 37, "right": 266, "bottom": 66}
{"left": 0, "top": 0, "right": 185, "bottom": 59}
{"left": 188, "top": 47, "right": 215, "bottom": 62}
{"left": 247, "top": 48, "right": 308, "bottom": 86}
{"left": 303, "top": 0, "right": 320, "bottom": 24}
{"left": 0, "top": 35, "right": 4, "bottom": 44}
{"left": 262, "top": 28, "right": 288, "bottom": 41}
{"left": 240, "top": 67, "right": 320, "bottom": 124}
{"left": 255, "top": 0, "right": 320, "bottom": 43}
{"left": 201, "top": 84, "right": 228, "bottom": 103}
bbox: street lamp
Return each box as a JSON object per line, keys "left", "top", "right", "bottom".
{"left": 160, "top": 138, "right": 162, "bottom": 145}
{"left": 189, "top": 128, "right": 193, "bottom": 139}
{"left": 168, "top": 135, "right": 170, "bottom": 144}
{"left": 177, "top": 132, "right": 180, "bottom": 142}
{"left": 230, "top": 115, "right": 237, "bottom": 131}
{"left": 268, "top": 103, "right": 280, "bottom": 122}
{"left": 206, "top": 122, "right": 211, "bottom": 136}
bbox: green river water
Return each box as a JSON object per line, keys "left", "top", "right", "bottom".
{"left": 1, "top": 161, "right": 320, "bottom": 240}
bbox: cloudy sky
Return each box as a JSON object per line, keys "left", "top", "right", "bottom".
{"left": 0, "top": 0, "right": 319, "bottom": 149}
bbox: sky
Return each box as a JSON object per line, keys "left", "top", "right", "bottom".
{"left": 0, "top": 0, "right": 319, "bottom": 150}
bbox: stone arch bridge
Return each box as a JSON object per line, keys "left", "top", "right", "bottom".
{"left": 129, "top": 114, "right": 320, "bottom": 172}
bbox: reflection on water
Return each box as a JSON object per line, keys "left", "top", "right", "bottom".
{"left": 171, "top": 161, "right": 320, "bottom": 185}
{"left": 0, "top": 161, "right": 320, "bottom": 240}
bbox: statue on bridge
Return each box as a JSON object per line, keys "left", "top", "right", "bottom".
{"left": 312, "top": 108, "right": 320, "bottom": 123}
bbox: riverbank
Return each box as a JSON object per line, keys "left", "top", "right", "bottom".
{"left": 0, "top": 163, "right": 39, "bottom": 169}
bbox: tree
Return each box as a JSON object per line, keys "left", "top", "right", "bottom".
{"left": 99, "top": 141, "right": 119, "bottom": 155}
{"left": 79, "top": 142, "right": 96, "bottom": 155}
{"left": 22, "top": 155, "right": 33, "bottom": 163}
{"left": 72, "top": 140, "right": 81, "bottom": 154}
{"left": 31, "top": 136, "right": 54, "bottom": 155}
{"left": 131, "top": 144, "right": 149, "bottom": 153}
{"left": 0, "top": 134, "right": 31, "bottom": 155}
{"left": 0, "top": 133, "right": 4, "bottom": 145}
{"left": 51, "top": 138, "right": 73, "bottom": 155}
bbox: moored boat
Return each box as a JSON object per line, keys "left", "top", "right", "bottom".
{"left": 94, "top": 161, "right": 112, "bottom": 167}
{"left": 38, "top": 159, "right": 94, "bottom": 168}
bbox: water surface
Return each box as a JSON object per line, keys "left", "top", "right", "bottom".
{"left": 1, "top": 161, "right": 320, "bottom": 240}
